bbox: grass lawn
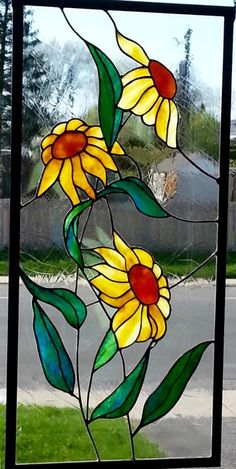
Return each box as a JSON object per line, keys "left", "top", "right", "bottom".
{"left": 1, "top": 249, "right": 236, "bottom": 279}
{"left": 0, "top": 404, "right": 162, "bottom": 464}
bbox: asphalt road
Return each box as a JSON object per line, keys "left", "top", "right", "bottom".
{"left": 1, "top": 280, "right": 235, "bottom": 389}
{"left": 0, "top": 280, "right": 236, "bottom": 464}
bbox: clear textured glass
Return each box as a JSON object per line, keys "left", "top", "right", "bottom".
{"left": 16, "top": 6, "right": 223, "bottom": 463}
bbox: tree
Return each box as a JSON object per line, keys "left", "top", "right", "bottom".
{"left": 0, "top": 2, "right": 50, "bottom": 196}
{"left": 176, "top": 28, "right": 193, "bottom": 112}
{"left": 0, "top": 0, "right": 11, "bottom": 172}
{"left": 39, "top": 39, "right": 96, "bottom": 123}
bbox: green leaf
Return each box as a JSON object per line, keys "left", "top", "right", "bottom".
{"left": 102, "top": 178, "right": 169, "bottom": 218}
{"left": 140, "top": 341, "right": 213, "bottom": 428}
{"left": 33, "top": 300, "right": 75, "bottom": 394}
{"left": 87, "top": 43, "right": 123, "bottom": 148}
{"left": 21, "top": 269, "right": 86, "bottom": 329}
{"left": 64, "top": 178, "right": 168, "bottom": 269}
{"left": 90, "top": 350, "right": 150, "bottom": 421}
{"left": 64, "top": 199, "right": 92, "bottom": 269}
{"left": 66, "top": 221, "right": 83, "bottom": 268}
{"left": 93, "top": 329, "right": 118, "bottom": 372}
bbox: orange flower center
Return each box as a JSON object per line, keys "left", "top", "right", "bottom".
{"left": 128, "top": 264, "right": 159, "bottom": 305}
{"left": 149, "top": 60, "right": 176, "bottom": 99}
{"left": 52, "top": 131, "right": 87, "bottom": 159}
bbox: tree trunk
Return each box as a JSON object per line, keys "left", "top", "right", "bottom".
{"left": 0, "top": 0, "right": 10, "bottom": 197}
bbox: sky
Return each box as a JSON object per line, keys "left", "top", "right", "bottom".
{"left": 31, "top": 0, "right": 236, "bottom": 118}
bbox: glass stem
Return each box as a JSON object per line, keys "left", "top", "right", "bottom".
{"left": 74, "top": 267, "right": 100, "bottom": 461}
{"left": 170, "top": 250, "right": 217, "bottom": 289}
{"left": 120, "top": 351, "right": 136, "bottom": 461}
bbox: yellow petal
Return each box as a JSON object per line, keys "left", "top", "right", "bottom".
{"left": 137, "top": 305, "right": 152, "bottom": 342}
{"left": 133, "top": 248, "right": 153, "bottom": 268}
{"left": 149, "top": 316, "right": 157, "bottom": 337}
{"left": 51, "top": 122, "right": 67, "bottom": 135}
{"left": 59, "top": 159, "right": 80, "bottom": 205}
{"left": 80, "top": 152, "right": 107, "bottom": 185}
{"left": 148, "top": 304, "right": 166, "bottom": 340}
{"left": 87, "top": 137, "right": 107, "bottom": 151}
{"left": 153, "top": 263, "right": 162, "bottom": 280}
{"left": 167, "top": 100, "right": 178, "bottom": 148}
{"left": 159, "top": 287, "right": 170, "bottom": 300}
{"left": 92, "top": 264, "right": 128, "bottom": 282}
{"left": 86, "top": 145, "right": 117, "bottom": 171}
{"left": 155, "top": 99, "right": 170, "bottom": 143}
{"left": 37, "top": 159, "right": 62, "bottom": 197}
{"left": 122, "top": 67, "right": 150, "bottom": 86}
{"left": 76, "top": 125, "right": 88, "bottom": 132}
{"left": 85, "top": 126, "right": 103, "bottom": 138}
{"left": 112, "top": 298, "right": 140, "bottom": 331}
{"left": 158, "top": 275, "right": 168, "bottom": 288}
{"left": 115, "top": 304, "right": 143, "bottom": 348}
{"left": 100, "top": 290, "right": 134, "bottom": 308}
{"left": 41, "top": 133, "right": 57, "bottom": 150}
{"left": 117, "top": 31, "right": 149, "bottom": 66}
{"left": 111, "top": 141, "right": 125, "bottom": 155}
{"left": 71, "top": 156, "right": 96, "bottom": 200}
{"left": 118, "top": 78, "right": 153, "bottom": 110}
{"left": 94, "top": 247, "right": 126, "bottom": 271}
{"left": 66, "top": 118, "right": 84, "bottom": 131}
{"left": 157, "top": 297, "right": 171, "bottom": 319}
{"left": 142, "top": 96, "right": 163, "bottom": 126}
{"left": 42, "top": 146, "right": 52, "bottom": 164}
{"left": 132, "top": 87, "right": 158, "bottom": 116}
{"left": 113, "top": 232, "right": 139, "bottom": 270}
{"left": 91, "top": 275, "right": 130, "bottom": 297}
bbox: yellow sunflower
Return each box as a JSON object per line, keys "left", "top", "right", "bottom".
{"left": 91, "top": 232, "right": 171, "bottom": 349}
{"left": 37, "top": 119, "right": 124, "bottom": 205}
{"left": 116, "top": 31, "right": 178, "bottom": 148}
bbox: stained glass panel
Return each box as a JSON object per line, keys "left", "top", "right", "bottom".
{"left": 4, "top": 1, "right": 235, "bottom": 467}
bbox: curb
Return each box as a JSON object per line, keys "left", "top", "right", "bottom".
{"left": 1, "top": 276, "right": 236, "bottom": 286}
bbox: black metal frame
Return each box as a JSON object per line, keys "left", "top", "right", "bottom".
{"left": 5, "top": 1, "right": 235, "bottom": 468}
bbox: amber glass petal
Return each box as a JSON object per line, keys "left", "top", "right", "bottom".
{"left": 59, "top": 160, "right": 80, "bottom": 205}
{"left": 114, "top": 232, "right": 139, "bottom": 270}
{"left": 91, "top": 275, "right": 130, "bottom": 297}
{"left": 37, "top": 159, "right": 62, "bottom": 197}
{"left": 137, "top": 306, "right": 152, "bottom": 341}
{"left": 117, "top": 31, "right": 149, "bottom": 66}
{"left": 71, "top": 156, "right": 96, "bottom": 200}
{"left": 94, "top": 247, "right": 126, "bottom": 271}
{"left": 118, "top": 78, "right": 153, "bottom": 110}
{"left": 93, "top": 264, "right": 128, "bottom": 282}
{"left": 115, "top": 304, "right": 142, "bottom": 348}
{"left": 112, "top": 298, "right": 140, "bottom": 331}
{"left": 133, "top": 248, "right": 154, "bottom": 268}
{"left": 86, "top": 145, "right": 117, "bottom": 171}
{"left": 81, "top": 152, "right": 107, "bottom": 185}
{"left": 132, "top": 87, "right": 158, "bottom": 116}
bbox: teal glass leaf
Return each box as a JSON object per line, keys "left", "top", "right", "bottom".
{"left": 66, "top": 221, "right": 83, "bottom": 268}
{"left": 87, "top": 43, "right": 123, "bottom": 148}
{"left": 93, "top": 329, "right": 118, "bottom": 372}
{"left": 64, "top": 199, "right": 92, "bottom": 268}
{"left": 90, "top": 350, "right": 149, "bottom": 421}
{"left": 103, "top": 177, "right": 169, "bottom": 218}
{"left": 21, "top": 269, "right": 86, "bottom": 329}
{"left": 33, "top": 300, "right": 75, "bottom": 394}
{"left": 64, "top": 199, "right": 92, "bottom": 269}
{"left": 140, "top": 341, "right": 213, "bottom": 428}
